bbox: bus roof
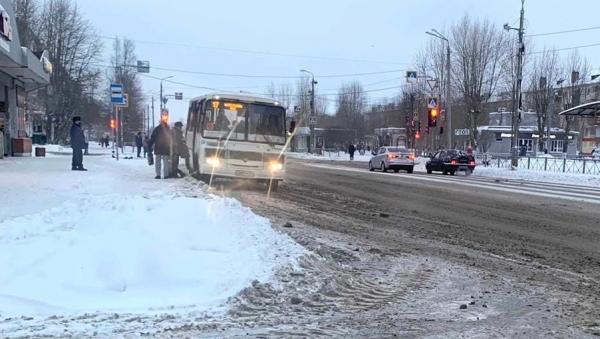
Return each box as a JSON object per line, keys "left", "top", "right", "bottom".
{"left": 189, "top": 93, "right": 280, "bottom": 106}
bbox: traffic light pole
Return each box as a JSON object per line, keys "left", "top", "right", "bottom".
{"left": 113, "top": 105, "right": 119, "bottom": 161}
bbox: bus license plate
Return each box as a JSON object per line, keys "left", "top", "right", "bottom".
{"left": 235, "top": 170, "right": 255, "bottom": 178}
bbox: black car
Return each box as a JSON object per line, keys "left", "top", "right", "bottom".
{"left": 426, "top": 149, "right": 476, "bottom": 175}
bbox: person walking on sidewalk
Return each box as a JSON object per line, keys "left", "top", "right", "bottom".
{"left": 143, "top": 135, "right": 150, "bottom": 158}
{"left": 149, "top": 117, "right": 172, "bottom": 179}
{"left": 70, "top": 116, "right": 87, "bottom": 171}
{"left": 135, "top": 132, "right": 143, "bottom": 158}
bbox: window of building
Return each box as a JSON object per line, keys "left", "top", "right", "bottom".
{"left": 495, "top": 132, "right": 502, "bottom": 141}
{"left": 519, "top": 139, "right": 533, "bottom": 151}
{"left": 551, "top": 140, "right": 564, "bottom": 152}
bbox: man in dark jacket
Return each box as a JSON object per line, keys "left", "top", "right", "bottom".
{"left": 149, "top": 118, "right": 172, "bottom": 179}
{"left": 170, "top": 122, "right": 189, "bottom": 178}
{"left": 348, "top": 143, "right": 356, "bottom": 161}
{"left": 135, "top": 132, "right": 143, "bottom": 158}
{"left": 70, "top": 116, "right": 87, "bottom": 171}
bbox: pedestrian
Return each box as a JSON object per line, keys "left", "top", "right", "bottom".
{"left": 592, "top": 145, "right": 599, "bottom": 160}
{"left": 143, "top": 135, "right": 150, "bottom": 158}
{"left": 70, "top": 116, "right": 87, "bottom": 171}
{"left": 170, "top": 121, "right": 189, "bottom": 178}
{"left": 135, "top": 132, "right": 143, "bottom": 158}
{"left": 148, "top": 116, "right": 172, "bottom": 179}
{"left": 348, "top": 143, "right": 356, "bottom": 161}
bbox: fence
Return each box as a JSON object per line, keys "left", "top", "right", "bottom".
{"left": 478, "top": 155, "right": 600, "bottom": 175}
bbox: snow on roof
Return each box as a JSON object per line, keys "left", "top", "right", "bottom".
{"left": 478, "top": 125, "right": 579, "bottom": 134}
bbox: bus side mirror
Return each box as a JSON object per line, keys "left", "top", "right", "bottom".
{"left": 289, "top": 120, "right": 296, "bottom": 133}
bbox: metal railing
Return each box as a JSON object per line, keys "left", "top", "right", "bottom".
{"left": 477, "top": 154, "right": 600, "bottom": 175}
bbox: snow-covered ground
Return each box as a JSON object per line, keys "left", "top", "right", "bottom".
{"left": 287, "top": 151, "right": 372, "bottom": 162}
{"left": 0, "top": 145, "right": 304, "bottom": 335}
{"left": 473, "top": 166, "right": 600, "bottom": 187}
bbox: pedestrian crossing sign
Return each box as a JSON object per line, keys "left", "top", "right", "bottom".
{"left": 427, "top": 97, "right": 438, "bottom": 109}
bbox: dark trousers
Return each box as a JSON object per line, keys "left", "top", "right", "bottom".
{"left": 137, "top": 146, "right": 142, "bottom": 157}
{"left": 72, "top": 148, "right": 83, "bottom": 169}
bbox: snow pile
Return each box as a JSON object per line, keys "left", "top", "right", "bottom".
{"left": 288, "top": 151, "right": 372, "bottom": 162}
{"left": 473, "top": 166, "right": 600, "bottom": 187}
{"left": 0, "top": 192, "right": 304, "bottom": 315}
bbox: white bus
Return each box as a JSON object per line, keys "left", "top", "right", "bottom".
{"left": 185, "top": 93, "right": 288, "bottom": 189}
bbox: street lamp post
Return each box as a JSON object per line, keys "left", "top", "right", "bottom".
{"left": 425, "top": 29, "right": 452, "bottom": 149}
{"left": 300, "top": 69, "right": 318, "bottom": 153}
{"left": 159, "top": 75, "right": 174, "bottom": 111}
{"left": 504, "top": 0, "right": 525, "bottom": 168}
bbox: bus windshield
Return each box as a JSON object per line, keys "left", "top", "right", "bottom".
{"left": 202, "top": 100, "right": 286, "bottom": 144}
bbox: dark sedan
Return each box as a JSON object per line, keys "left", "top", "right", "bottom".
{"left": 426, "top": 149, "right": 475, "bottom": 175}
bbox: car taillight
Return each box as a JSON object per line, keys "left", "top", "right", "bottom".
{"left": 388, "top": 153, "right": 397, "bottom": 159}
{"left": 451, "top": 160, "right": 457, "bottom": 165}
{"left": 469, "top": 161, "right": 475, "bottom": 166}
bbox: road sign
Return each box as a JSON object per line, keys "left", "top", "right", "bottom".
{"left": 116, "top": 93, "right": 129, "bottom": 108}
{"left": 294, "top": 106, "right": 301, "bottom": 113}
{"left": 426, "top": 79, "right": 438, "bottom": 91}
{"left": 406, "top": 71, "right": 417, "bottom": 81}
{"left": 110, "top": 83, "right": 124, "bottom": 104}
{"left": 454, "top": 128, "right": 470, "bottom": 136}
{"left": 136, "top": 60, "right": 150, "bottom": 73}
{"left": 427, "top": 97, "right": 438, "bottom": 109}
{"left": 175, "top": 92, "right": 183, "bottom": 100}
{"left": 309, "top": 116, "right": 317, "bottom": 125}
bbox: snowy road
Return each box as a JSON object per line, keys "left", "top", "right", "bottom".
{"left": 229, "top": 157, "right": 600, "bottom": 337}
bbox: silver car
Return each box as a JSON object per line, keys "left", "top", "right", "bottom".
{"left": 369, "top": 146, "right": 415, "bottom": 173}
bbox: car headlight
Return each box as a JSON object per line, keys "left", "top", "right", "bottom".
{"left": 269, "top": 161, "right": 283, "bottom": 171}
{"left": 206, "top": 157, "right": 221, "bottom": 167}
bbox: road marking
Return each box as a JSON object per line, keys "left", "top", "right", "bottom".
{"left": 305, "top": 163, "right": 600, "bottom": 204}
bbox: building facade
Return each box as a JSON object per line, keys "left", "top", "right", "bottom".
{"left": 478, "top": 111, "right": 578, "bottom": 157}
{"left": 0, "top": 0, "right": 50, "bottom": 157}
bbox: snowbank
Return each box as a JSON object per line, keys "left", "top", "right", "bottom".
{"left": 473, "top": 166, "right": 600, "bottom": 187}
{"left": 0, "top": 153, "right": 305, "bottom": 317}
{"left": 287, "top": 151, "right": 372, "bottom": 162}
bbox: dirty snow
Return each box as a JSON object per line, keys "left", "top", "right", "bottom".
{"left": 0, "top": 145, "right": 304, "bottom": 319}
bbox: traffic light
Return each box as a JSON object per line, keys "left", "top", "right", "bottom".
{"left": 415, "top": 131, "right": 421, "bottom": 139}
{"left": 428, "top": 108, "right": 438, "bottom": 127}
{"left": 110, "top": 118, "right": 116, "bottom": 129}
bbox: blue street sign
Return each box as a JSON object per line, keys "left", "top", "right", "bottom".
{"left": 110, "top": 83, "right": 124, "bottom": 104}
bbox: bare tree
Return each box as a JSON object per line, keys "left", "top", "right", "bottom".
{"left": 415, "top": 37, "right": 446, "bottom": 97}
{"left": 526, "top": 47, "right": 561, "bottom": 152}
{"left": 451, "top": 15, "right": 508, "bottom": 147}
{"left": 265, "top": 82, "right": 293, "bottom": 113}
{"left": 336, "top": 81, "right": 367, "bottom": 136}
{"left": 559, "top": 50, "right": 590, "bottom": 153}
{"left": 293, "top": 76, "right": 313, "bottom": 126}
{"left": 36, "top": 0, "right": 103, "bottom": 143}
{"left": 13, "top": 0, "right": 39, "bottom": 49}
{"left": 110, "top": 37, "right": 145, "bottom": 141}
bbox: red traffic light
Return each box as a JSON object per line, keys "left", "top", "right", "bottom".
{"left": 110, "top": 119, "right": 116, "bottom": 129}
{"left": 415, "top": 131, "right": 421, "bottom": 139}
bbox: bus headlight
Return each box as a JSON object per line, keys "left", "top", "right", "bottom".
{"left": 206, "top": 157, "right": 221, "bottom": 167}
{"left": 269, "top": 161, "right": 283, "bottom": 171}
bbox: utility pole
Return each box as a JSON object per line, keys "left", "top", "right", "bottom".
{"left": 445, "top": 42, "right": 452, "bottom": 148}
{"left": 160, "top": 81, "right": 163, "bottom": 110}
{"left": 300, "top": 69, "right": 317, "bottom": 153}
{"left": 505, "top": 0, "right": 525, "bottom": 167}
{"left": 151, "top": 96, "right": 155, "bottom": 129}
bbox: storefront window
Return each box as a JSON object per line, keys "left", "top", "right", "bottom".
{"left": 551, "top": 140, "right": 564, "bottom": 153}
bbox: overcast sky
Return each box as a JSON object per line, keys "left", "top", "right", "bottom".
{"left": 77, "top": 0, "right": 600, "bottom": 122}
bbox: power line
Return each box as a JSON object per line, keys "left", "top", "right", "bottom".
{"left": 93, "top": 60, "right": 406, "bottom": 79}
{"left": 99, "top": 35, "right": 407, "bottom": 66}
{"left": 528, "top": 41, "right": 600, "bottom": 55}
{"left": 526, "top": 25, "right": 600, "bottom": 37}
